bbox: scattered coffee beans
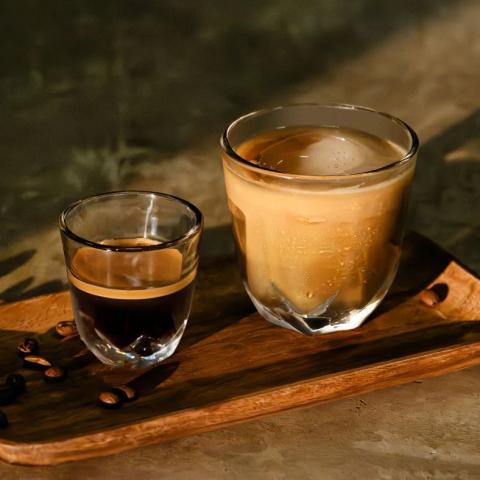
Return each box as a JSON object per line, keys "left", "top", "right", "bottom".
{"left": 56, "top": 321, "right": 78, "bottom": 338}
{"left": 17, "top": 338, "right": 39, "bottom": 357}
{"left": 0, "top": 410, "right": 8, "bottom": 429}
{"left": 44, "top": 367, "right": 68, "bottom": 384}
{"left": 112, "top": 385, "right": 137, "bottom": 402}
{"left": 23, "top": 355, "right": 52, "bottom": 370}
{"left": 98, "top": 391, "right": 122, "bottom": 409}
{"left": 5, "top": 318, "right": 145, "bottom": 425}
{"left": 0, "top": 385, "right": 17, "bottom": 406}
{"left": 5, "top": 373, "right": 26, "bottom": 394}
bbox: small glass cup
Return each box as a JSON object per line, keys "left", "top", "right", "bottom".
{"left": 221, "top": 104, "right": 418, "bottom": 335}
{"left": 59, "top": 191, "right": 203, "bottom": 368}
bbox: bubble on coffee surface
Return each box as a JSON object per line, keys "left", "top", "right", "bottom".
{"left": 250, "top": 127, "right": 403, "bottom": 175}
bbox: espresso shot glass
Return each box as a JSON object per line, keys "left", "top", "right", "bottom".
{"left": 60, "top": 191, "right": 203, "bottom": 368}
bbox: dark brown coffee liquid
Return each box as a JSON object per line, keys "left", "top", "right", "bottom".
{"left": 69, "top": 239, "right": 195, "bottom": 356}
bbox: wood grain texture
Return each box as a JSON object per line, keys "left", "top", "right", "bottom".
{"left": 0, "top": 233, "right": 479, "bottom": 466}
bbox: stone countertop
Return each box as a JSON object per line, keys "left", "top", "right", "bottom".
{"left": 0, "top": 0, "right": 479, "bottom": 478}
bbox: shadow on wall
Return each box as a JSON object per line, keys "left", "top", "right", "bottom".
{"left": 0, "top": 0, "right": 460, "bottom": 246}
{"left": 411, "top": 109, "right": 480, "bottom": 273}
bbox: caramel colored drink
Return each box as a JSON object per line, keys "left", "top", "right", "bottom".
{"left": 222, "top": 105, "right": 418, "bottom": 335}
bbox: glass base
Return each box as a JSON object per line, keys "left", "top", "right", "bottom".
{"left": 245, "top": 283, "right": 386, "bottom": 336}
{"left": 75, "top": 317, "right": 187, "bottom": 369}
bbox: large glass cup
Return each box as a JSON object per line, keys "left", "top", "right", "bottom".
{"left": 221, "top": 104, "right": 418, "bottom": 335}
{"left": 60, "top": 191, "right": 203, "bottom": 368}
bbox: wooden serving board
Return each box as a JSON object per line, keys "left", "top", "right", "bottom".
{"left": 0, "top": 232, "right": 479, "bottom": 466}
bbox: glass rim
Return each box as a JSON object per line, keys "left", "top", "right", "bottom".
{"left": 59, "top": 190, "right": 203, "bottom": 252}
{"left": 220, "top": 103, "right": 419, "bottom": 180}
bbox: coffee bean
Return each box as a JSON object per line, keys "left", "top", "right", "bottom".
{"left": 0, "top": 385, "right": 17, "bottom": 406}
{"left": 56, "top": 321, "right": 78, "bottom": 337}
{"left": 5, "top": 374, "right": 26, "bottom": 394}
{"left": 17, "top": 338, "right": 39, "bottom": 357}
{"left": 420, "top": 289, "right": 440, "bottom": 307}
{"left": 98, "top": 391, "right": 122, "bottom": 409}
{"left": 112, "top": 385, "right": 137, "bottom": 402}
{"left": 44, "top": 367, "right": 68, "bottom": 384}
{"left": 0, "top": 411, "right": 8, "bottom": 429}
{"left": 23, "top": 355, "right": 52, "bottom": 370}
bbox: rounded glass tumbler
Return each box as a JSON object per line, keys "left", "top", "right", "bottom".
{"left": 221, "top": 104, "right": 418, "bottom": 335}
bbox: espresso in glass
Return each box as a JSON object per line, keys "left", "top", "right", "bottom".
{"left": 222, "top": 105, "right": 418, "bottom": 335}
{"left": 60, "top": 192, "right": 203, "bottom": 368}
{"left": 69, "top": 239, "right": 195, "bottom": 357}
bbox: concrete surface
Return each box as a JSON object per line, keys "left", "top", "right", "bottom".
{"left": 0, "top": 0, "right": 479, "bottom": 478}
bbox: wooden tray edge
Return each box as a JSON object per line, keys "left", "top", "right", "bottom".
{"left": 1, "top": 340, "right": 479, "bottom": 466}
